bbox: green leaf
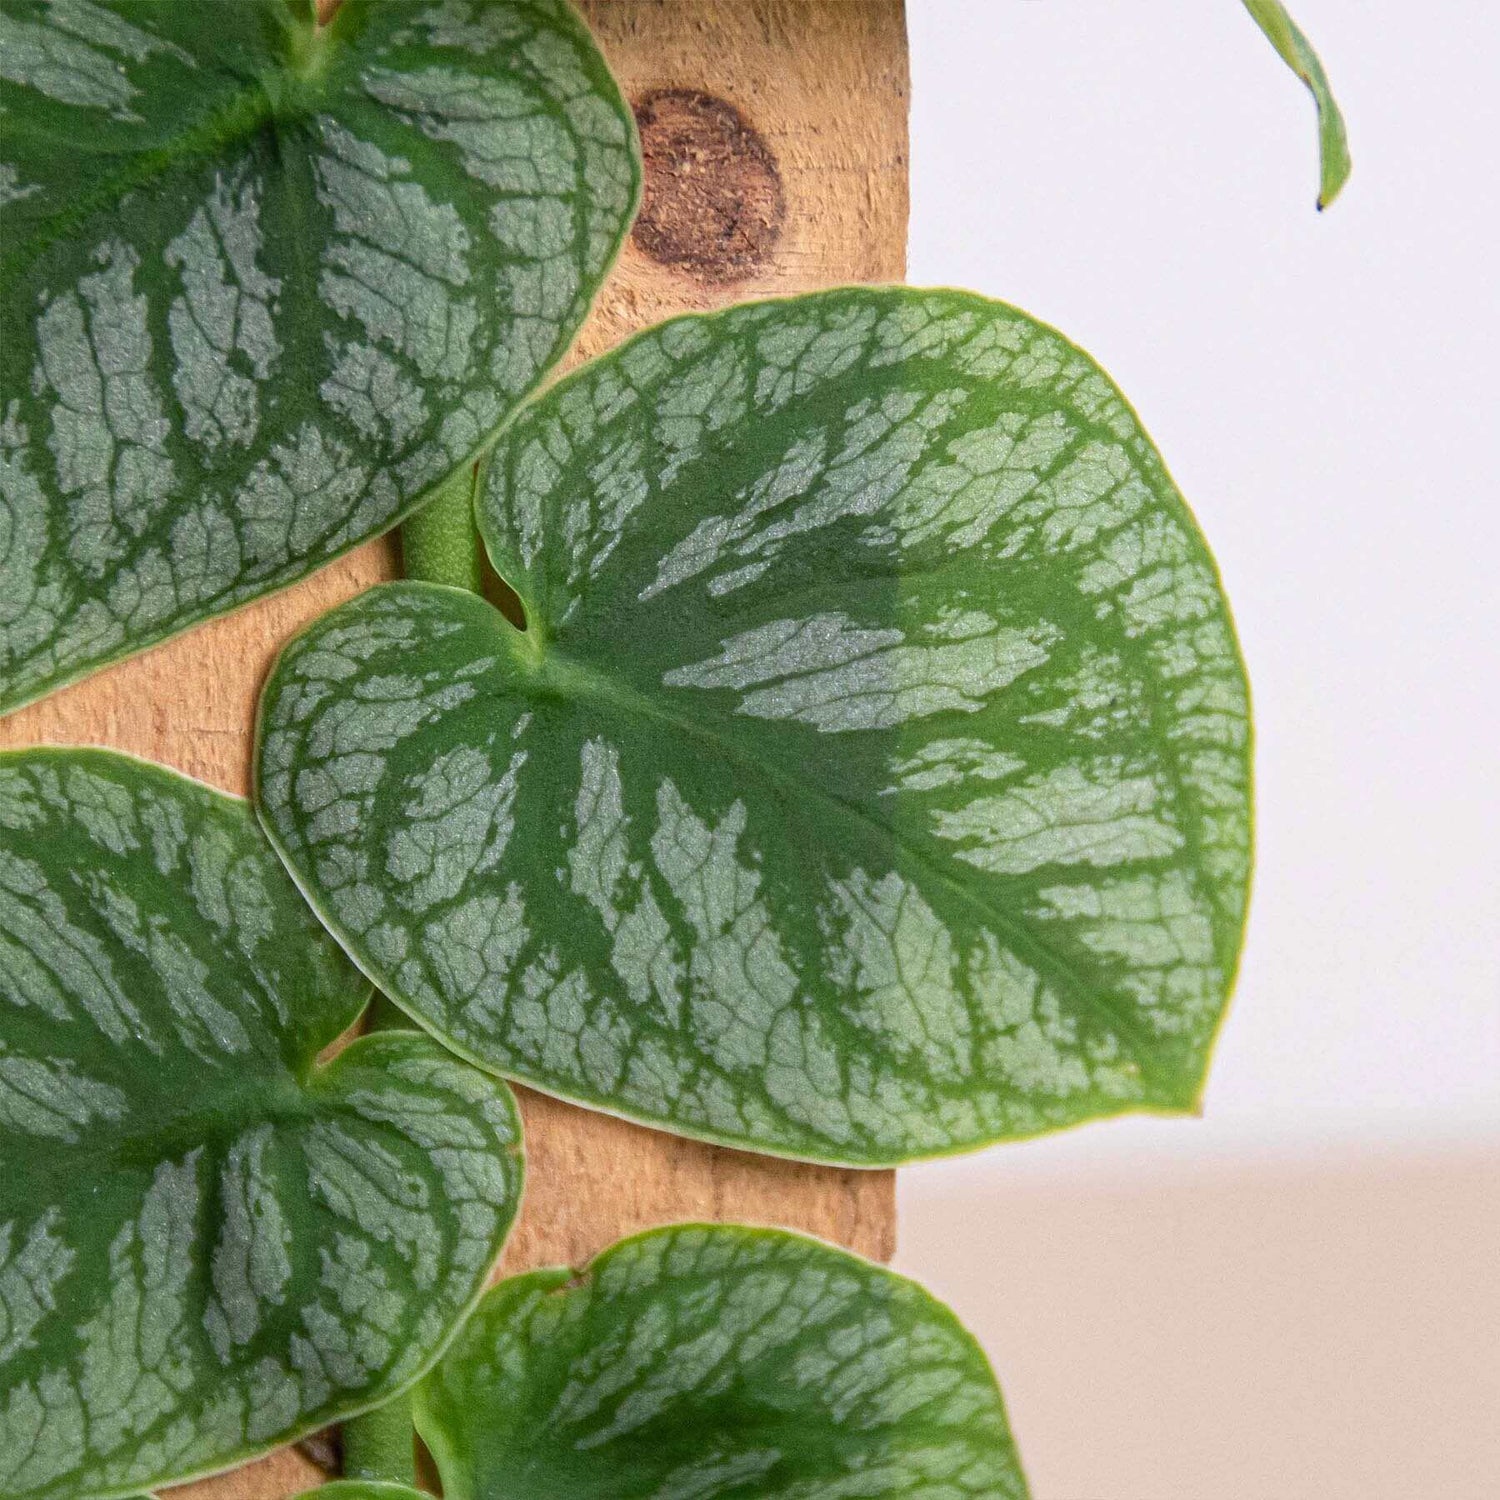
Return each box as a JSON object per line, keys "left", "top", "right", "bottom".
{"left": 0, "top": 0, "right": 639, "bottom": 715}
{"left": 1242, "top": 0, "right": 1351, "bottom": 208}
{"left": 256, "top": 287, "right": 1253, "bottom": 1167}
{"left": 412, "top": 1224, "right": 1027, "bottom": 1499}
{"left": 0, "top": 747, "right": 524, "bottom": 1500}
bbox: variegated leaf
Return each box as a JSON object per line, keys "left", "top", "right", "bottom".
{"left": 0, "top": 748, "right": 523, "bottom": 1500}
{"left": 0, "top": 0, "right": 638, "bottom": 714}
{"left": 410, "top": 1224, "right": 1027, "bottom": 1499}
{"left": 257, "top": 287, "right": 1253, "bottom": 1167}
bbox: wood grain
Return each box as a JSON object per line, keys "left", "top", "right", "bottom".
{"left": 0, "top": 4, "right": 909, "bottom": 1494}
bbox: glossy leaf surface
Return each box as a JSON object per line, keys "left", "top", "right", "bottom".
{"left": 257, "top": 287, "right": 1253, "bottom": 1166}
{"left": 1243, "top": 0, "right": 1351, "bottom": 207}
{"left": 0, "top": 748, "right": 523, "bottom": 1500}
{"left": 0, "top": 0, "right": 638, "bottom": 714}
{"left": 414, "top": 1224, "right": 1027, "bottom": 1499}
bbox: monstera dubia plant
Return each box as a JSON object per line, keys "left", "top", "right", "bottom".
{"left": 0, "top": 2, "right": 1348, "bottom": 1497}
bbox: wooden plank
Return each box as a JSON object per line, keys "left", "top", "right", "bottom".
{"left": 0, "top": 3, "right": 908, "bottom": 1494}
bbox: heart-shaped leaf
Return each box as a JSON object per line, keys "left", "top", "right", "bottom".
{"left": 406, "top": 1224, "right": 1026, "bottom": 1499}
{"left": 0, "top": 0, "right": 638, "bottom": 714}
{"left": 257, "top": 287, "right": 1253, "bottom": 1166}
{"left": 0, "top": 748, "right": 524, "bottom": 1500}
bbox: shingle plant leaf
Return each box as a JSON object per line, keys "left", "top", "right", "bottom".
{"left": 0, "top": 0, "right": 639, "bottom": 716}
{"left": 0, "top": 747, "right": 524, "bottom": 1500}
{"left": 1242, "top": 0, "right": 1352, "bottom": 208}
{"left": 256, "top": 286, "right": 1253, "bottom": 1168}
{"left": 295, "top": 1224, "right": 1027, "bottom": 1500}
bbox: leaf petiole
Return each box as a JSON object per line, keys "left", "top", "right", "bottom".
{"left": 342, "top": 1392, "right": 418, "bottom": 1490}
{"left": 401, "top": 463, "right": 486, "bottom": 595}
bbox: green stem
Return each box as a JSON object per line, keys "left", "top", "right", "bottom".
{"left": 341, "top": 1390, "right": 417, "bottom": 1487}
{"left": 365, "top": 407, "right": 477, "bottom": 1500}
{"left": 401, "top": 463, "right": 483, "bottom": 592}
{"left": 354, "top": 456, "right": 471, "bottom": 1488}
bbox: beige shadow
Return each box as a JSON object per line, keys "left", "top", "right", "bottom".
{"left": 899, "top": 1146, "right": 1500, "bottom": 1500}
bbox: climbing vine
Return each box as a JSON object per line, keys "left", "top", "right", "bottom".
{"left": 0, "top": 3, "right": 1346, "bottom": 1496}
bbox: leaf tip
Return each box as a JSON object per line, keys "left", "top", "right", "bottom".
{"left": 1316, "top": 153, "right": 1352, "bottom": 212}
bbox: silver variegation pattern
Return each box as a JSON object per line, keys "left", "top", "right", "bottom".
{"left": 0, "top": 0, "right": 638, "bottom": 713}
{"left": 257, "top": 288, "right": 1253, "bottom": 1166}
{"left": 414, "top": 1225, "right": 1027, "bottom": 1499}
{"left": 0, "top": 748, "right": 523, "bottom": 1500}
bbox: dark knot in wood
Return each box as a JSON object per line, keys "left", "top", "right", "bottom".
{"left": 631, "top": 88, "right": 785, "bottom": 282}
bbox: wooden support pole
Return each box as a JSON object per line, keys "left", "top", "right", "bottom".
{"left": 0, "top": 5, "right": 908, "bottom": 1495}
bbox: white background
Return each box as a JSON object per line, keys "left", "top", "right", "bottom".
{"left": 895, "top": 4, "right": 1500, "bottom": 1497}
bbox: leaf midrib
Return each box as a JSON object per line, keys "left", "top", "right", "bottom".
{"left": 12, "top": 1066, "right": 316, "bottom": 1176}
{"left": 2, "top": 75, "right": 313, "bottom": 288}
{"left": 534, "top": 643, "right": 1175, "bottom": 1091}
